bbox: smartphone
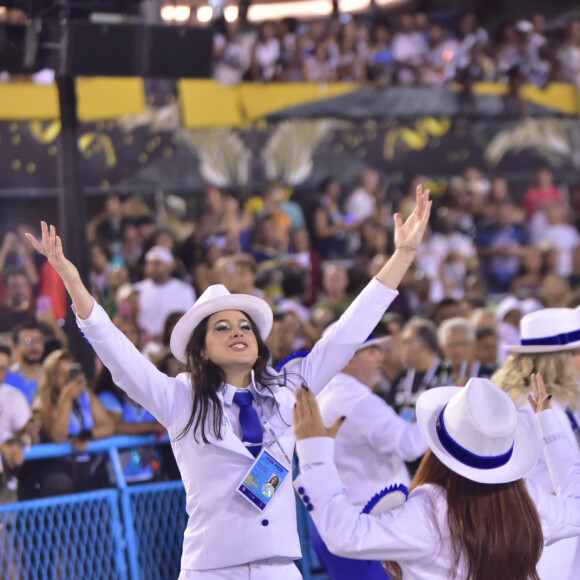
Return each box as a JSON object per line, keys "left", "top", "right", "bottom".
{"left": 68, "top": 363, "right": 83, "bottom": 381}
{"left": 36, "top": 295, "right": 52, "bottom": 316}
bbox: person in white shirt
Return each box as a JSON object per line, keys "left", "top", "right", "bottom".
{"left": 392, "top": 13, "right": 427, "bottom": 85}
{"left": 344, "top": 168, "right": 380, "bottom": 223}
{"left": 294, "top": 373, "right": 580, "bottom": 580}
{"left": 27, "top": 187, "right": 432, "bottom": 580}
{"left": 313, "top": 329, "right": 427, "bottom": 579}
{"left": 134, "top": 245, "right": 196, "bottom": 339}
{"left": 531, "top": 199, "right": 580, "bottom": 277}
{"left": 492, "top": 307, "right": 580, "bottom": 580}
{"left": 0, "top": 344, "right": 34, "bottom": 503}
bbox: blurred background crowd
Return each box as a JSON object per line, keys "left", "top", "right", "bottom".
{"left": 2, "top": 6, "right": 580, "bottom": 89}
{"left": 2, "top": 157, "right": 580, "bottom": 502}
{"left": 212, "top": 10, "right": 580, "bottom": 90}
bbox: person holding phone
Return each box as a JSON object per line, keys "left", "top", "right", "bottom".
{"left": 19, "top": 350, "right": 114, "bottom": 499}
{"left": 27, "top": 187, "right": 431, "bottom": 579}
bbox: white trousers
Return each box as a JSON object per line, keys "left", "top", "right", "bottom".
{"left": 178, "top": 559, "right": 302, "bottom": 580}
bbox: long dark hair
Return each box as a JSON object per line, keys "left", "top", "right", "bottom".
{"left": 384, "top": 450, "right": 543, "bottom": 580}
{"left": 178, "top": 311, "right": 281, "bottom": 443}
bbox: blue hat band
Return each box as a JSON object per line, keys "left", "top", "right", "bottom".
{"left": 436, "top": 406, "right": 514, "bottom": 470}
{"left": 521, "top": 328, "right": 580, "bottom": 347}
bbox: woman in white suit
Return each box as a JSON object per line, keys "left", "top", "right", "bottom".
{"left": 27, "top": 187, "right": 431, "bottom": 579}
{"left": 293, "top": 374, "right": 580, "bottom": 580}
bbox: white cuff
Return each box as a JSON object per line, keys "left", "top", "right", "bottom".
{"left": 537, "top": 409, "right": 566, "bottom": 444}
{"left": 296, "top": 437, "right": 335, "bottom": 467}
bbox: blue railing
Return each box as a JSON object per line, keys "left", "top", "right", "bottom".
{"left": 0, "top": 436, "right": 329, "bottom": 580}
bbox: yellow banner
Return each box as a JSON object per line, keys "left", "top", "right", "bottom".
{"left": 1, "top": 79, "right": 578, "bottom": 123}
{"left": 178, "top": 80, "right": 357, "bottom": 127}
{"left": 0, "top": 77, "right": 146, "bottom": 121}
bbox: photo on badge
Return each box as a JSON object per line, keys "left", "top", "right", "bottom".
{"left": 237, "top": 450, "right": 289, "bottom": 510}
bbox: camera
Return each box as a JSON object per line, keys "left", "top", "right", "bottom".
{"left": 68, "top": 363, "right": 83, "bottom": 381}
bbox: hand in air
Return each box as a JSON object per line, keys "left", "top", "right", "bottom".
{"left": 393, "top": 185, "right": 432, "bottom": 251}
{"left": 293, "top": 386, "right": 345, "bottom": 441}
{"left": 26, "top": 222, "right": 79, "bottom": 285}
{"left": 528, "top": 373, "right": 551, "bottom": 414}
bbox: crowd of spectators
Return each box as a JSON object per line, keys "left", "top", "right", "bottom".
{"left": 213, "top": 10, "right": 580, "bottom": 89}
{"left": 1, "top": 163, "right": 580, "bottom": 503}
{"left": 1, "top": 7, "right": 580, "bottom": 92}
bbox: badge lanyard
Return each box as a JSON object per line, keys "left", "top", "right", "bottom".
{"left": 222, "top": 397, "right": 292, "bottom": 467}
{"left": 565, "top": 406, "right": 580, "bottom": 449}
{"left": 403, "top": 357, "right": 441, "bottom": 400}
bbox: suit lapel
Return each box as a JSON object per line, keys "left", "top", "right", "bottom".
{"left": 210, "top": 393, "right": 255, "bottom": 460}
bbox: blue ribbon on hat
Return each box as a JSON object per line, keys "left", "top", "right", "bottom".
{"left": 436, "top": 406, "right": 514, "bottom": 470}
{"left": 521, "top": 328, "right": 580, "bottom": 347}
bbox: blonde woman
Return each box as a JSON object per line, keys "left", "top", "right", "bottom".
{"left": 20, "top": 350, "right": 114, "bottom": 499}
{"left": 491, "top": 308, "right": 580, "bottom": 580}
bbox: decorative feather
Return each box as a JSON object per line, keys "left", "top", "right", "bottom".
{"left": 485, "top": 118, "right": 571, "bottom": 167}
{"left": 182, "top": 127, "right": 251, "bottom": 186}
{"left": 262, "top": 119, "right": 348, "bottom": 185}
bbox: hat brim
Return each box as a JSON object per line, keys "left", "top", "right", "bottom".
{"left": 355, "top": 336, "right": 391, "bottom": 352}
{"left": 505, "top": 340, "right": 580, "bottom": 354}
{"left": 170, "top": 294, "right": 273, "bottom": 363}
{"left": 416, "top": 387, "right": 538, "bottom": 484}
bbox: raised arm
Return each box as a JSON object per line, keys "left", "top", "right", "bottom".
{"left": 291, "top": 186, "right": 431, "bottom": 394}
{"left": 527, "top": 373, "right": 580, "bottom": 544}
{"left": 26, "top": 222, "right": 94, "bottom": 319}
{"left": 292, "top": 387, "right": 436, "bottom": 562}
{"left": 26, "top": 222, "right": 179, "bottom": 427}
{"left": 375, "top": 184, "right": 431, "bottom": 289}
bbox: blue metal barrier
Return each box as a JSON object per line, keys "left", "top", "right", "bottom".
{"left": 11, "top": 436, "right": 328, "bottom": 580}
{"left": 0, "top": 489, "right": 126, "bottom": 580}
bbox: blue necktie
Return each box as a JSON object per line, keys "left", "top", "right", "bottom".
{"left": 233, "top": 391, "right": 263, "bottom": 457}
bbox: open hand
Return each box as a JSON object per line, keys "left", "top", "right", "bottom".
{"left": 293, "top": 386, "right": 345, "bottom": 441}
{"left": 393, "top": 185, "right": 432, "bottom": 251}
{"left": 26, "top": 222, "right": 79, "bottom": 286}
{"left": 528, "top": 373, "right": 551, "bottom": 413}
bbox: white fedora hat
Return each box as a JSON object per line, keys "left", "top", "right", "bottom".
{"left": 495, "top": 295, "right": 522, "bottom": 322}
{"left": 506, "top": 308, "right": 580, "bottom": 354}
{"left": 416, "top": 378, "right": 537, "bottom": 484}
{"left": 322, "top": 322, "right": 391, "bottom": 352}
{"left": 170, "top": 284, "right": 273, "bottom": 363}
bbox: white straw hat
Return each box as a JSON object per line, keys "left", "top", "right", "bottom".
{"left": 506, "top": 308, "right": 580, "bottom": 354}
{"left": 416, "top": 378, "right": 537, "bottom": 484}
{"left": 322, "top": 322, "right": 391, "bottom": 352}
{"left": 170, "top": 284, "right": 273, "bottom": 363}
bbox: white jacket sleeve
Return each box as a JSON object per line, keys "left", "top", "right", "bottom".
{"left": 527, "top": 409, "right": 580, "bottom": 544}
{"left": 76, "top": 302, "right": 183, "bottom": 427}
{"left": 290, "top": 278, "right": 398, "bottom": 395}
{"left": 294, "top": 437, "right": 438, "bottom": 563}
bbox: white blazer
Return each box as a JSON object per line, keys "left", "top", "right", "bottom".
{"left": 518, "top": 401, "right": 580, "bottom": 580}
{"left": 294, "top": 410, "right": 580, "bottom": 580}
{"left": 317, "top": 372, "right": 427, "bottom": 504}
{"left": 77, "top": 278, "right": 398, "bottom": 571}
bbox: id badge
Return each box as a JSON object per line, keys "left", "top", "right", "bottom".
{"left": 237, "top": 449, "right": 289, "bottom": 511}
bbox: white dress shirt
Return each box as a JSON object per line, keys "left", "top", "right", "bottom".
{"left": 295, "top": 410, "right": 580, "bottom": 580}
{"left": 0, "top": 382, "right": 31, "bottom": 444}
{"left": 518, "top": 401, "right": 580, "bottom": 580}
{"left": 134, "top": 278, "right": 196, "bottom": 337}
{"left": 317, "top": 373, "right": 427, "bottom": 504}
{"left": 77, "top": 277, "right": 398, "bottom": 572}
{"left": 344, "top": 188, "right": 376, "bottom": 222}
